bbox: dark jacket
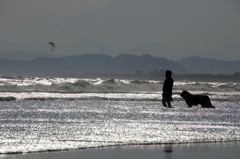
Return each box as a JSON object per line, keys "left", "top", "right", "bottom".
{"left": 162, "top": 77, "right": 174, "bottom": 99}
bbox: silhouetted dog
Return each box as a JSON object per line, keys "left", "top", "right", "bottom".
{"left": 180, "top": 91, "right": 215, "bottom": 108}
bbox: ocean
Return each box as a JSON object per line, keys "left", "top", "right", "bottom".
{"left": 0, "top": 76, "right": 239, "bottom": 154}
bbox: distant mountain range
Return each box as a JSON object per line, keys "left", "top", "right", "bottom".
{"left": 0, "top": 51, "right": 61, "bottom": 61}
{"left": 177, "top": 56, "right": 240, "bottom": 74}
{"left": 0, "top": 52, "right": 240, "bottom": 76}
{"left": 0, "top": 39, "right": 190, "bottom": 60}
{"left": 0, "top": 53, "right": 184, "bottom": 75}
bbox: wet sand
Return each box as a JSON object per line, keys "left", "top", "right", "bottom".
{"left": 0, "top": 141, "right": 239, "bottom": 159}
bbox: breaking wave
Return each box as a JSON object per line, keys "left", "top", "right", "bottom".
{"left": 0, "top": 76, "right": 240, "bottom": 101}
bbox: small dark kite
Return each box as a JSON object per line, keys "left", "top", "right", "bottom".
{"left": 48, "top": 42, "right": 55, "bottom": 51}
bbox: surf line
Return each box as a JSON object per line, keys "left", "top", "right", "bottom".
{"left": 56, "top": 139, "right": 125, "bottom": 144}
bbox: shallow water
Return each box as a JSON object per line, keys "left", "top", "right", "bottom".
{"left": 0, "top": 99, "right": 239, "bottom": 154}
{"left": 0, "top": 77, "right": 240, "bottom": 154}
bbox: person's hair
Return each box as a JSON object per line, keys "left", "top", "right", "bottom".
{"left": 165, "top": 70, "right": 172, "bottom": 78}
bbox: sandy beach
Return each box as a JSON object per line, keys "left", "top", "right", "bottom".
{"left": 0, "top": 141, "right": 239, "bottom": 159}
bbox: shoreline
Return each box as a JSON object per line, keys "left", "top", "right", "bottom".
{"left": 1, "top": 141, "right": 239, "bottom": 159}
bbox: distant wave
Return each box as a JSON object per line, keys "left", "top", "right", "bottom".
{"left": 0, "top": 97, "right": 16, "bottom": 101}
{"left": 0, "top": 76, "right": 240, "bottom": 101}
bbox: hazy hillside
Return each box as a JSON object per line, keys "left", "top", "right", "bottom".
{"left": 1, "top": 53, "right": 240, "bottom": 76}
{"left": 0, "top": 39, "right": 189, "bottom": 60}
{"left": 0, "top": 51, "right": 61, "bottom": 61}
{"left": 0, "top": 53, "right": 186, "bottom": 76}
{"left": 177, "top": 56, "right": 240, "bottom": 74}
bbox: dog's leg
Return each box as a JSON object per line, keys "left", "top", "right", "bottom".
{"left": 186, "top": 101, "right": 192, "bottom": 107}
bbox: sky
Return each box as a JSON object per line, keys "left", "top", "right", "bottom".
{"left": 0, "top": 0, "right": 240, "bottom": 60}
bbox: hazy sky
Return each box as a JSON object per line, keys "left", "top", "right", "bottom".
{"left": 0, "top": 0, "right": 240, "bottom": 60}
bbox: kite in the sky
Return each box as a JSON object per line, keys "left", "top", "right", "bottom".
{"left": 48, "top": 42, "right": 55, "bottom": 51}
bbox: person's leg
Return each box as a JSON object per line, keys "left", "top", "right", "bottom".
{"left": 166, "top": 101, "right": 172, "bottom": 108}
{"left": 162, "top": 99, "right": 167, "bottom": 107}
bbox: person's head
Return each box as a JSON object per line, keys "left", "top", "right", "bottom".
{"left": 165, "top": 70, "right": 172, "bottom": 78}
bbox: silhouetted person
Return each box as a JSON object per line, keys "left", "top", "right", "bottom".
{"left": 162, "top": 70, "right": 174, "bottom": 108}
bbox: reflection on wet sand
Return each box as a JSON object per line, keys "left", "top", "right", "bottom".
{"left": 164, "top": 144, "right": 173, "bottom": 159}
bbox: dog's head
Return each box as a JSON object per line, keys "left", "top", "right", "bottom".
{"left": 180, "top": 90, "right": 191, "bottom": 99}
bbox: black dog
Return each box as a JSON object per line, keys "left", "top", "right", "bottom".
{"left": 180, "top": 90, "right": 215, "bottom": 108}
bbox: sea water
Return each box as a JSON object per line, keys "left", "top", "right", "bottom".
{"left": 0, "top": 76, "right": 239, "bottom": 154}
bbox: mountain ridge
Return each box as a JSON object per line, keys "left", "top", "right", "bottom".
{"left": 177, "top": 56, "right": 240, "bottom": 74}
{"left": 0, "top": 53, "right": 240, "bottom": 76}
{"left": 0, "top": 53, "right": 185, "bottom": 76}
